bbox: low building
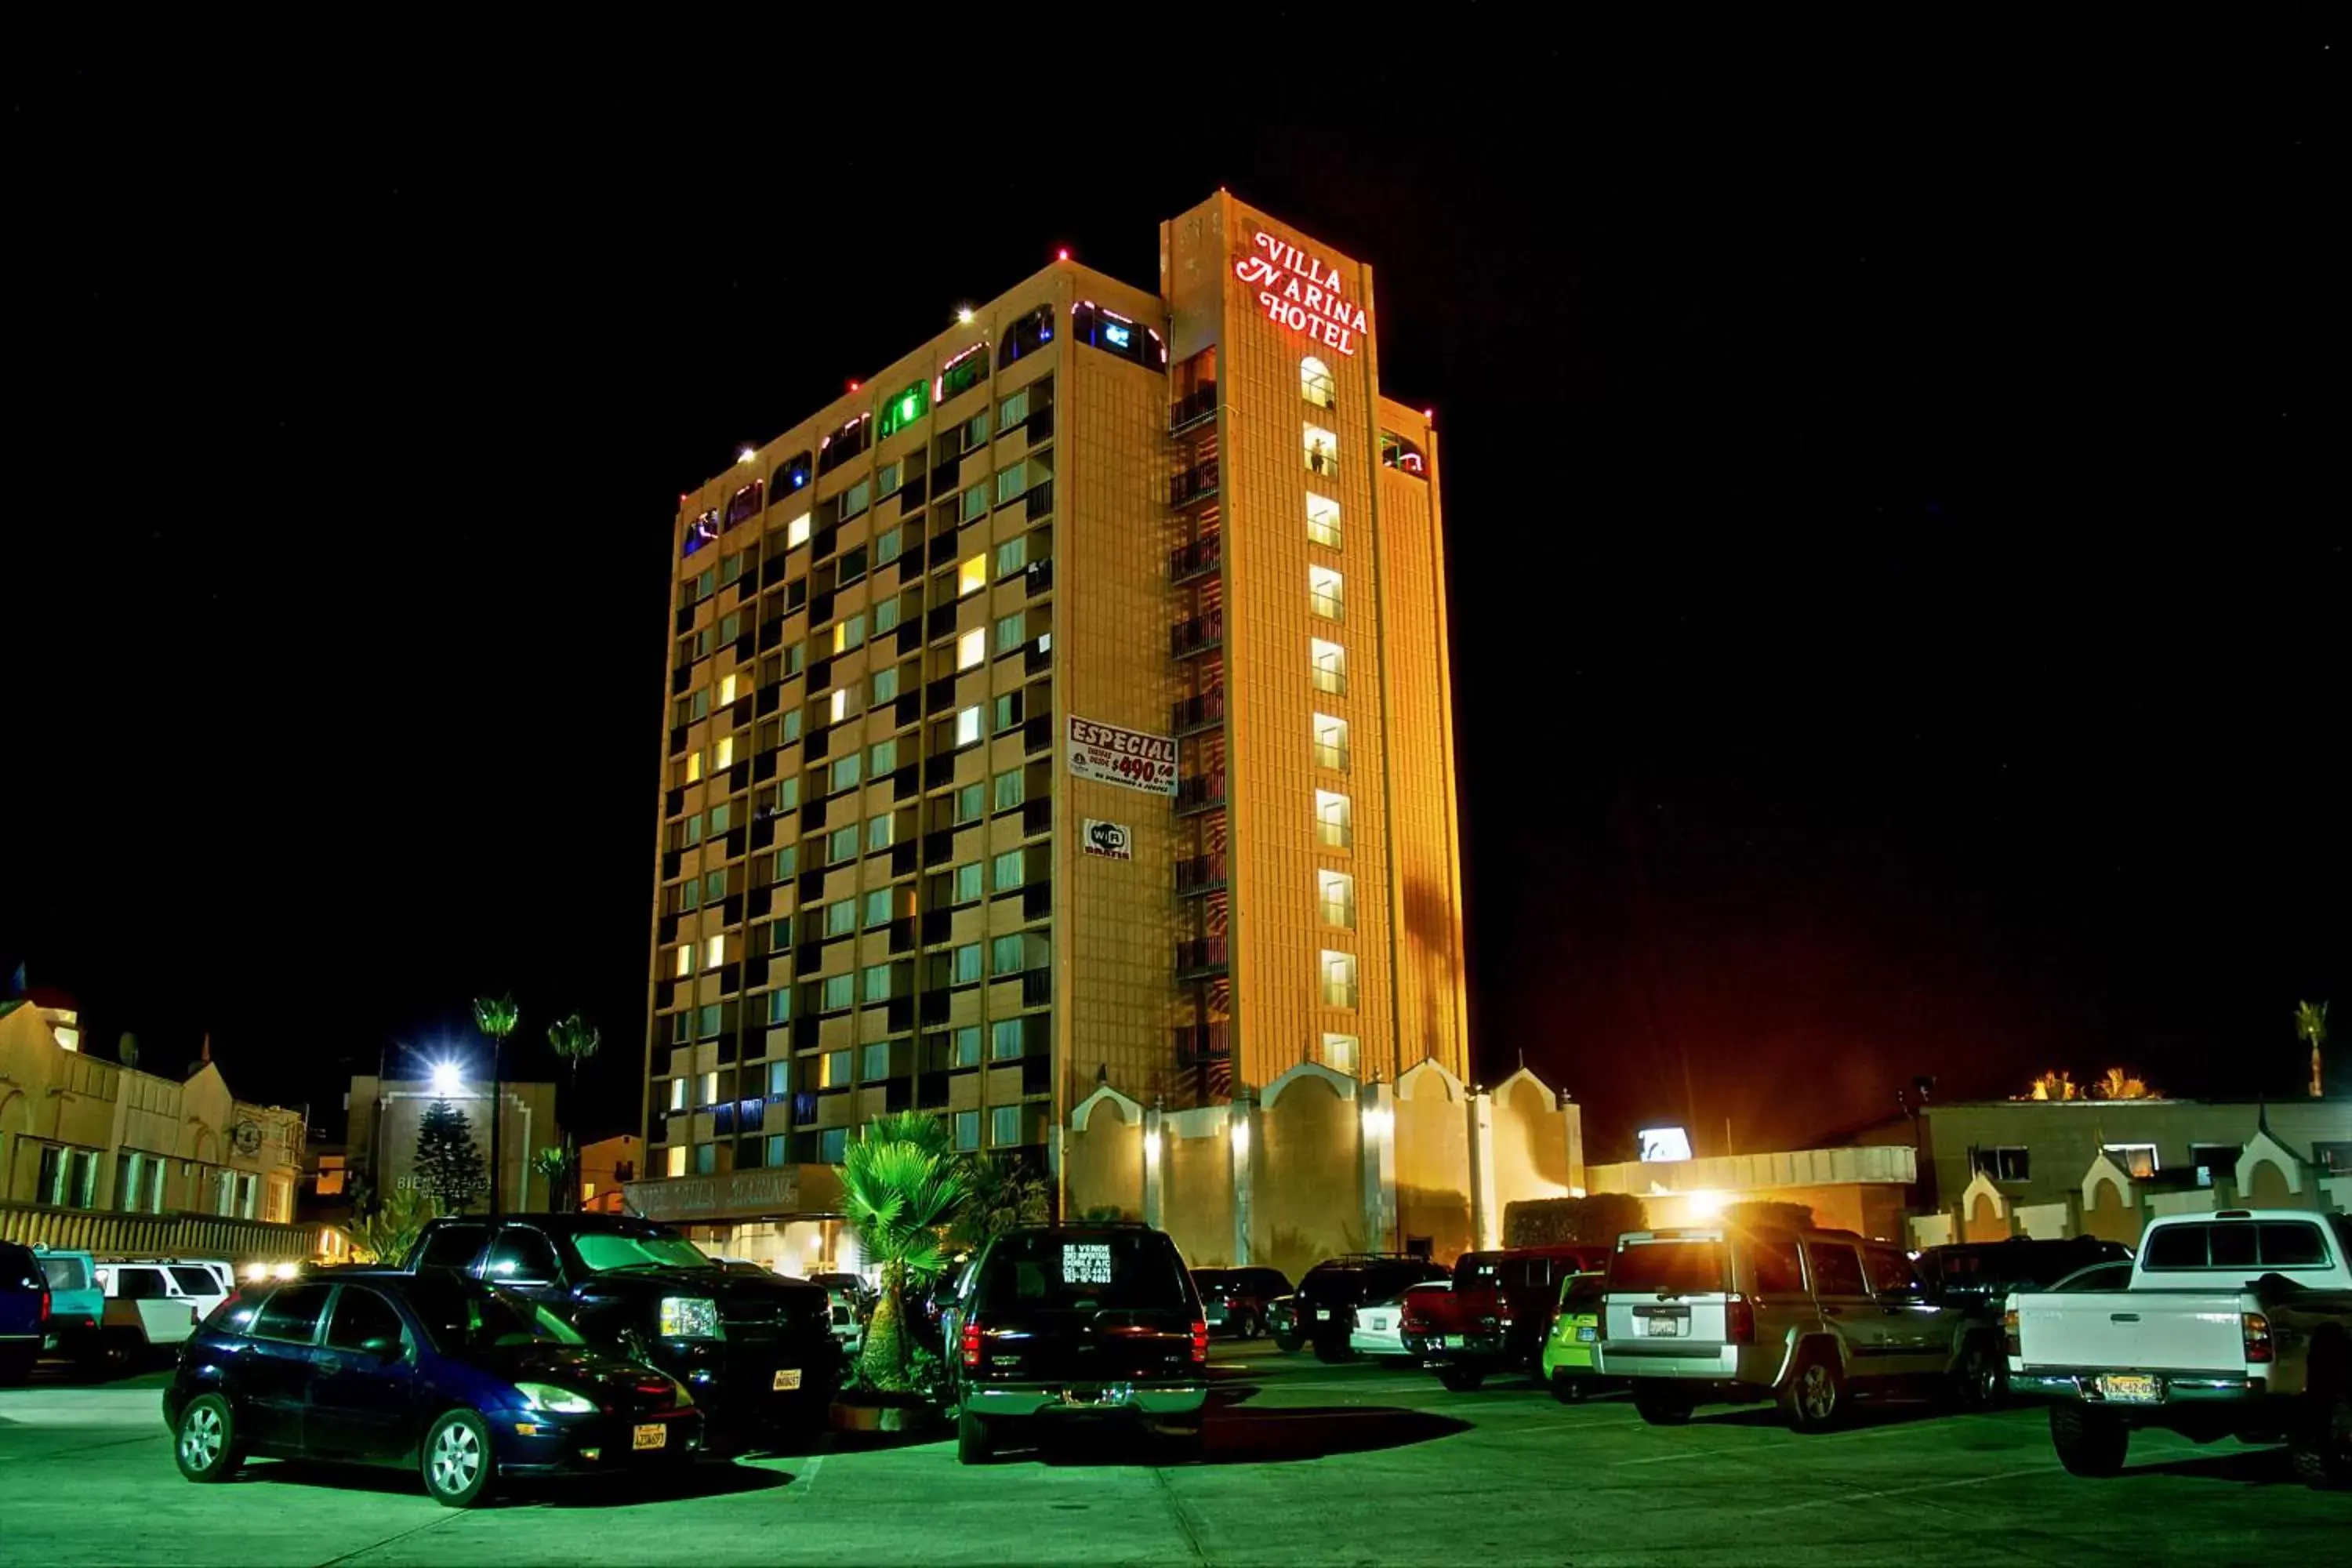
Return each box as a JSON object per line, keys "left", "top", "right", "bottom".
{"left": 1584, "top": 1144, "right": 1920, "bottom": 1240}
{"left": 0, "top": 1000, "right": 336, "bottom": 1269}
{"left": 579, "top": 1134, "right": 643, "bottom": 1214}
{"left": 344, "top": 1073, "right": 561, "bottom": 1216}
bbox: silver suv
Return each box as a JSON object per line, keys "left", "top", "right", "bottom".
{"left": 1595, "top": 1225, "right": 1995, "bottom": 1431}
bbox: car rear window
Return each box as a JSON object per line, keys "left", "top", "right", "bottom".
{"left": 1612, "top": 1240, "right": 1726, "bottom": 1295}
{"left": 2144, "top": 1221, "right": 2333, "bottom": 1271}
{"left": 170, "top": 1267, "right": 219, "bottom": 1296}
{"left": 39, "top": 1256, "right": 91, "bottom": 1293}
{"left": 979, "top": 1234, "right": 1189, "bottom": 1314}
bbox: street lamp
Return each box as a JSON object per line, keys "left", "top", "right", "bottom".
{"left": 430, "top": 1060, "right": 464, "bottom": 1097}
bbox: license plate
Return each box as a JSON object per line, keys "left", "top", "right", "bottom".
{"left": 1064, "top": 1385, "right": 1134, "bottom": 1408}
{"left": 632, "top": 1423, "right": 666, "bottom": 1450}
{"left": 772, "top": 1369, "right": 802, "bottom": 1392}
{"left": 1575, "top": 1327, "right": 1598, "bottom": 1343}
{"left": 2099, "top": 1373, "right": 2161, "bottom": 1404}
{"left": 1645, "top": 1316, "right": 1682, "bottom": 1338}
{"left": 1316, "top": 1309, "right": 1331, "bottom": 1321}
{"left": 1443, "top": 1334, "right": 1465, "bottom": 1349}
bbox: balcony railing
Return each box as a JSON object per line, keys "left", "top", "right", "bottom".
{"left": 1171, "top": 690, "right": 1226, "bottom": 736}
{"left": 1168, "top": 385, "right": 1218, "bottom": 434}
{"left": 1174, "top": 771, "right": 1227, "bottom": 815}
{"left": 1171, "top": 612, "right": 1224, "bottom": 659}
{"left": 1174, "top": 1023, "right": 1232, "bottom": 1065}
{"left": 1174, "top": 938, "right": 1230, "bottom": 979}
{"left": 1174, "top": 854, "right": 1228, "bottom": 896}
{"left": 1170, "top": 462, "right": 1221, "bottom": 509}
{"left": 1168, "top": 535, "right": 1221, "bottom": 584}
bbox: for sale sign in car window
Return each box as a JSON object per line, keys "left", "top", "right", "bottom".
{"left": 1063, "top": 1243, "right": 1114, "bottom": 1285}
{"left": 1066, "top": 716, "right": 1178, "bottom": 796}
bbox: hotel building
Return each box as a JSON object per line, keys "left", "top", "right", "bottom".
{"left": 633, "top": 194, "right": 1525, "bottom": 1275}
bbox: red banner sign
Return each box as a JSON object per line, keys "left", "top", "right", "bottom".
{"left": 1233, "top": 230, "right": 1367, "bottom": 356}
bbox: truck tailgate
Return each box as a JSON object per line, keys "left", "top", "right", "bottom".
{"left": 2015, "top": 1290, "right": 2249, "bottom": 1373}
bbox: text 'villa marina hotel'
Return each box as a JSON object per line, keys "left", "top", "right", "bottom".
{"left": 636, "top": 193, "right": 1479, "bottom": 1268}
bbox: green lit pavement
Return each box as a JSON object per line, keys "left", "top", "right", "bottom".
{"left": 0, "top": 1356, "right": 2342, "bottom": 1566}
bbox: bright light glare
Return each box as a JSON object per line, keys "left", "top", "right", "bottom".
{"left": 1143, "top": 1129, "right": 1163, "bottom": 1163}
{"left": 1686, "top": 1189, "right": 1726, "bottom": 1220}
{"left": 956, "top": 307, "right": 975, "bottom": 325}
{"left": 1229, "top": 1118, "right": 1250, "bottom": 1156}
{"left": 1360, "top": 1105, "right": 1394, "bottom": 1140}
{"left": 430, "top": 1061, "right": 463, "bottom": 1095}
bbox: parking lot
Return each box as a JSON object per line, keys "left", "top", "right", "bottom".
{"left": 2, "top": 1352, "right": 2341, "bottom": 1566}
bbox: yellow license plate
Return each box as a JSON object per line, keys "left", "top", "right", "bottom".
{"left": 2099, "top": 1374, "right": 2160, "bottom": 1404}
{"left": 773, "top": 1369, "right": 802, "bottom": 1392}
{"left": 632, "top": 1422, "right": 666, "bottom": 1450}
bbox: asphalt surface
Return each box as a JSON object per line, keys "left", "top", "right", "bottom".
{"left": 1, "top": 1348, "right": 2342, "bottom": 1565}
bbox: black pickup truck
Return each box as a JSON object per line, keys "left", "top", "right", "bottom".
{"left": 403, "top": 1214, "right": 841, "bottom": 1451}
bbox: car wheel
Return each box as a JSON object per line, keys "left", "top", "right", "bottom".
{"left": 2289, "top": 1382, "right": 2352, "bottom": 1490}
{"left": 2049, "top": 1403, "right": 2129, "bottom": 1477}
{"left": 422, "top": 1409, "right": 497, "bottom": 1508}
{"left": 1437, "top": 1366, "right": 1485, "bottom": 1393}
{"left": 956, "top": 1409, "right": 996, "bottom": 1465}
{"left": 1632, "top": 1384, "right": 1693, "bottom": 1425}
{"left": 175, "top": 1393, "right": 242, "bottom": 1483}
{"left": 1952, "top": 1334, "right": 2005, "bottom": 1412}
{"left": 1312, "top": 1336, "right": 1351, "bottom": 1363}
{"left": 1550, "top": 1373, "right": 1586, "bottom": 1405}
{"left": 1780, "top": 1347, "right": 1845, "bottom": 1433}
{"left": 1273, "top": 1333, "right": 1303, "bottom": 1354}
{"left": 1238, "top": 1311, "right": 1261, "bottom": 1340}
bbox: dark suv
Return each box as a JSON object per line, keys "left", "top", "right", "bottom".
{"left": 1282, "top": 1254, "right": 1450, "bottom": 1361}
{"left": 403, "top": 1214, "right": 840, "bottom": 1451}
{"left": 1192, "top": 1266, "right": 1293, "bottom": 1339}
{"left": 2, "top": 1240, "right": 45, "bottom": 1385}
{"left": 946, "top": 1223, "right": 1208, "bottom": 1465}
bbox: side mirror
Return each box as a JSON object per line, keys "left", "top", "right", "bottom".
{"left": 361, "top": 1334, "right": 403, "bottom": 1360}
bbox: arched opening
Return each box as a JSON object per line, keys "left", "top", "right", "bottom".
{"left": 1299, "top": 356, "right": 1335, "bottom": 408}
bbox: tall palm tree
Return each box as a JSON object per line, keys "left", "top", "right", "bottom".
{"left": 546, "top": 1014, "right": 602, "bottom": 1212}
{"left": 840, "top": 1112, "right": 968, "bottom": 1394}
{"left": 2296, "top": 1000, "right": 2328, "bottom": 1099}
{"left": 473, "top": 994, "right": 520, "bottom": 1215}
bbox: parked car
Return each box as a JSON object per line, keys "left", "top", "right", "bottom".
{"left": 822, "top": 1287, "right": 864, "bottom": 1361}
{"left": 2005, "top": 1209, "right": 2352, "bottom": 1486}
{"left": 1284, "top": 1255, "right": 1450, "bottom": 1362}
{"left": 1407, "top": 1246, "right": 1613, "bottom": 1390}
{"left": 31, "top": 1246, "right": 104, "bottom": 1370}
{"left": 404, "top": 1214, "right": 841, "bottom": 1453}
{"left": 1537, "top": 1270, "right": 1620, "bottom": 1402}
{"left": 163, "top": 1269, "right": 705, "bottom": 1507}
{"left": 1599, "top": 1224, "right": 1995, "bottom": 1431}
{"left": 807, "top": 1272, "right": 876, "bottom": 1314}
{"left": 1352, "top": 1280, "right": 1450, "bottom": 1359}
{"left": 1192, "top": 1267, "right": 1293, "bottom": 1339}
{"left": 946, "top": 1221, "right": 1208, "bottom": 1465}
{"left": 2044, "top": 1259, "right": 2134, "bottom": 1294}
{"left": 1916, "top": 1237, "right": 2132, "bottom": 1407}
{"left": 88, "top": 1260, "right": 206, "bottom": 1370}
{"left": 96, "top": 1259, "right": 234, "bottom": 1328}
{"left": 1, "top": 1240, "right": 45, "bottom": 1385}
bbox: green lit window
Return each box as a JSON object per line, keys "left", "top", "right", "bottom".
{"left": 953, "top": 943, "right": 983, "bottom": 985}
{"left": 872, "top": 666, "right": 900, "bottom": 705}
{"left": 992, "top": 850, "right": 1025, "bottom": 892}
{"left": 774, "top": 844, "right": 798, "bottom": 879}
{"left": 767, "top": 990, "right": 792, "bottom": 1025}
{"left": 861, "top": 1041, "right": 891, "bottom": 1080}
{"left": 954, "top": 1110, "right": 980, "bottom": 1150}
{"left": 879, "top": 382, "right": 928, "bottom": 439}
{"left": 829, "top": 754, "right": 862, "bottom": 793}
{"left": 944, "top": 350, "right": 987, "bottom": 400}
{"left": 875, "top": 526, "right": 903, "bottom": 565}
{"left": 821, "top": 974, "right": 855, "bottom": 1011}
{"left": 875, "top": 462, "right": 902, "bottom": 497}
{"left": 993, "top": 693, "right": 1022, "bottom": 735}
{"left": 873, "top": 597, "right": 901, "bottom": 635}
{"left": 826, "top": 826, "right": 859, "bottom": 865}
{"left": 864, "top": 888, "right": 895, "bottom": 928}
{"left": 867, "top": 814, "right": 895, "bottom": 852}
{"left": 991, "top": 1105, "right": 1022, "bottom": 1148}
{"left": 697, "top": 1004, "right": 722, "bottom": 1039}
{"left": 952, "top": 1026, "right": 982, "bottom": 1067}
{"left": 838, "top": 480, "right": 871, "bottom": 521}
{"left": 684, "top": 813, "right": 704, "bottom": 845}
{"left": 990, "top": 934, "right": 1025, "bottom": 975}
{"left": 703, "top": 870, "right": 727, "bottom": 903}
{"left": 954, "top": 783, "right": 985, "bottom": 824}
{"left": 991, "top": 1019, "right": 1025, "bottom": 1061}
{"left": 833, "top": 613, "right": 866, "bottom": 653}
{"left": 868, "top": 739, "right": 898, "bottom": 775}
{"left": 690, "top": 688, "right": 711, "bottom": 720}
{"left": 998, "top": 387, "right": 1029, "bottom": 427}
{"left": 825, "top": 898, "right": 856, "bottom": 938}
{"left": 993, "top": 770, "right": 1025, "bottom": 811}
{"left": 678, "top": 878, "right": 701, "bottom": 911}
{"left": 786, "top": 643, "right": 806, "bottom": 676}
{"left": 861, "top": 964, "right": 894, "bottom": 1004}
{"left": 953, "top": 862, "right": 982, "bottom": 904}
{"left": 819, "top": 1127, "right": 848, "bottom": 1162}
{"left": 994, "top": 536, "right": 1026, "bottom": 580}
{"left": 995, "top": 462, "right": 1029, "bottom": 506}
{"left": 995, "top": 613, "right": 1027, "bottom": 653}
{"left": 775, "top": 778, "right": 800, "bottom": 812}
{"left": 960, "top": 483, "right": 988, "bottom": 522}
{"left": 961, "top": 409, "right": 990, "bottom": 452}
{"left": 709, "top": 802, "right": 731, "bottom": 835}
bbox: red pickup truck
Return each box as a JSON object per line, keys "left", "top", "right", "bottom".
{"left": 1403, "top": 1245, "right": 1612, "bottom": 1390}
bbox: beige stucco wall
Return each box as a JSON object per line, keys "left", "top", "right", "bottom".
{"left": 1161, "top": 1122, "right": 1234, "bottom": 1267}
{"left": 1065, "top": 1109, "right": 1144, "bottom": 1222}
{"left": 1253, "top": 1074, "right": 1365, "bottom": 1279}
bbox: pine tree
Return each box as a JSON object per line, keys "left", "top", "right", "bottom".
{"left": 414, "top": 1099, "right": 487, "bottom": 1212}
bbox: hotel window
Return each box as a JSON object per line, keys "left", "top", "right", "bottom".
{"left": 825, "top": 898, "right": 857, "bottom": 938}
{"left": 673, "top": 944, "right": 693, "bottom": 979}
{"left": 997, "top": 303, "right": 1052, "bottom": 369}
{"left": 993, "top": 849, "right": 1026, "bottom": 893}
{"left": 998, "top": 385, "right": 1032, "bottom": 428}
{"left": 677, "top": 878, "right": 701, "bottom": 912}
{"left": 690, "top": 688, "right": 711, "bottom": 722}
{"left": 866, "top": 814, "right": 895, "bottom": 852}
{"left": 951, "top": 1026, "right": 982, "bottom": 1067}
{"left": 712, "top": 735, "right": 735, "bottom": 770}
{"left": 861, "top": 964, "right": 895, "bottom": 1005}
{"left": 1073, "top": 302, "right": 1163, "bottom": 368}
{"left": 1313, "top": 713, "right": 1351, "bottom": 772}
{"left": 991, "top": 691, "right": 1022, "bottom": 734}
{"left": 990, "top": 1018, "right": 1025, "bottom": 1061}
{"left": 773, "top": 451, "right": 812, "bottom": 494}
{"left": 1300, "top": 356, "right": 1336, "bottom": 408}
{"left": 684, "top": 750, "right": 704, "bottom": 785}
{"left": 953, "top": 943, "right": 984, "bottom": 985}
{"left": 943, "top": 347, "right": 989, "bottom": 401}
{"left": 957, "top": 628, "right": 986, "bottom": 670}
{"left": 1304, "top": 423, "right": 1338, "bottom": 477}
{"left": 993, "top": 769, "right": 1025, "bottom": 812}
{"left": 1320, "top": 950, "right": 1359, "bottom": 1009}
{"left": 872, "top": 666, "right": 900, "bottom": 706}
{"left": 817, "top": 413, "right": 871, "bottom": 476}
{"left": 1381, "top": 430, "right": 1428, "bottom": 476}
{"left": 700, "top": 1071, "right": 720, "bottom": 1106}
{"left": 991, "top": 1105, "right": 1024, "bottom": 1148}
{"left": 819, "top": 1127, "right": 848, "bottom": 1163}
{"left": 775, "top": 777, "right": 801, "bottom": 813}
{"left": 829, "top": 753, "right": 862, "bottom": 793}
{"left": 826, "top": 826, "right": 859, "bottom": 865}
{"left": 821, "top": 1051, "right": 851, "bottom": 1089}
{"left": 863, "top": 888, "right": 894, "bottom": 928}
{"left": 782, "top": 708, "right": 804, "bottom": 744}
{"left": 773, "top": 844, "right": 798, "bottom": 880}
{"left": 874, "top": 524, "right": 903, "bottom": 565}
{"left": 837, "top": 480, "right": 872, "bottom": 522}
{"left": 954, "top": 782, "right": 985, "bottom": 823}
{"left": 861, "top": 1040, "right": 891, "bottom": 1080}
{"left": 959, "top": 555, "right": 987, "bottom": 597}
{"left": 868, "top": 738, "right": 898, "bottom": 775}
{"left": 878, "top": 381, "right": 928, "bottom": 439}
{"left": 994, "top": 535, "right": 1026, "bottom": 579}
{"left": 996, "top": 612, "right": 1028, "bottom": 654}
{"left": 668, "top": 1077, "right": 687, "bottom": 1112}
{"left": 1322, "top": 1033, "right": 1359, "bottom": 1075}
{"left": 702, "top": 869, "right": 728, "bottom": 904}
{"left": 829, "top": 688, "right": 851, "bottom": 726}
{"left": 1317, "top": 869, "right": 1357, "bottom": 930}
{"left": 875, "top": 461, "right": 902, "bottom": 498}
{"left": 953, "top": 1110, "right": 981, "bottom": 1151}
{"left": 718, "top": 672, "right": 741, "bottom": 706}
{"left": 666, "top": 1145, "right": 688, "bottom": 1178}
{"left": 832, "top": 614, "right": 866, "bottom": 655}
{"left": 953, "top": 862, "right": 983, "bottom": 903}
{"left": 960, "top": 482, "right": 989, "bottom": 522}
{"left": 960, "top": 409, "right": 991, "bottom": 452}
{"left": 767, "top": 989, "right": 792, "bottom": 1026}
{"left": 1308, "top": 564, "right": 1344, "bottom": 621}
{"left": 955, "top": 706, "right": 982, "bottom": 748}
{"left": 996, "top": 453, "right": 1050, "bottom": 507}
{"left": 709, "top": 801, "right": 731, "bottom": 835}
{"left": 820, "top": 974, "right": 855, "bottom": 1013}
{"left": 786, "top": 512, "right": 812, "bottom": 549}
{"left": 1975, "top": 1146, "right": 2031, "bottom": 1181}
{"left": 703, "top": 935, "right": 726, "bottom": 971}
{"left": 1311, "top": 638, "right": 1347, "bottom": 695}
{"left": 1306, "top": 492, "right": 1342, "bottom": 550}
{"left": 2103, "top": 1144, "right": 2160, "bottom": 1179}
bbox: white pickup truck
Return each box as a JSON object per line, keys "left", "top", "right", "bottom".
{"left": 2005, "top": 1208, "right": 2352, "bottom": 1487}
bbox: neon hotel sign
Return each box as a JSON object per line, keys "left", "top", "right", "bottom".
{"left": 1232, "top": 230, "right": 1367, "bottom": 356}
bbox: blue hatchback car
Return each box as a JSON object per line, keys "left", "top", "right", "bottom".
{"left": 163, "top": 1269, "right": 705, "bottom": 1507}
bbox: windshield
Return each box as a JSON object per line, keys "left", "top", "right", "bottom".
{"left": 1612, "top": 1240, "right": 1727, "bottom": 1296}
{"left": 572, "top": 1232, "right": 713, "bottom": 1274}
{"left": 403, "top": 1277, "right": 587, "bottom": 1354}
{"left": 978, "top": 1234, "right": 1189, "bottom": 1315}
{"left": 39, "top": 1256, "right": 91, "bottom": 1292}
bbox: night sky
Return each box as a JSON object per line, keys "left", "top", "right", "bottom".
{"left": 5, "top": 21, "right": 2339, "bottom": 1161}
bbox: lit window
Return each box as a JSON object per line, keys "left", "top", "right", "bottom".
{"left": 829, "top": 688, "right": 848, "bottom": 725}
{"left": 1300, "top": 356, "right": 1336, "bottom": 408}
{"left": 954, "top": 1111, "right": 981, "bottom": 1151}
{"left": 993, "top": 849, "right": 1025, "bottom": 892}
{"left": 668, "top": 1077, "right": 686, "bottom": 1112}
{"left": 995, "top": 535, "right": 1026, "bottom": 579}
{"left": 873, "top": 667, "right": 900, "bottom": 705}
{"left": 684, "top": 750, "right": 703, "bottom": 784}
{"left": 705, "top": 935, "right": 726, "bottom": 971}
{"left": 701, "top": 1071, "right": 720, "bottom": 1105}
{"left": 955, "top": 706, "right": 982, "bottom": 747}
{"left": 989, "top": 933, "right": 1028, "bottom": 975}
{"left": 767, "top": 990, "right": 792, "bottom": 1025}
{"left": 709, "top": 802, "right": 731, "bottom": 835}
{"left": 990, "top": 1018, "right": 1025, "bottom": 1061}
{"left": 821, "top": 974, "right": 855, "bottom": 1012}
{"left": 1308, "top": 564, "right": 1344, "bottom": 621}
{"left": 998, "top": 386, "right": 1030, "bottom": 427}
{"left": 864, "top": 888, "right": 895, "bottom": 927}
{"left": 673, "top": 945, "right": 693, "bottom": 978}
{"left": 954, "top": 783, "right": 985, "bottom": 823}
{"left": 953, "top": 862, "right": 983, "bottom": 903}
{"left": 993, "top": 769, "right": 1025, "bottom": 811}
{"left": 819, "top": 1127, "right": 848, "bottom": 1162}
{"left": 786, "top": 513, "right": 811, "bottom": 548}
{"left": 666, "top": 1145, "right": 688, "bottom": 1178}
{"left": 991, "top": 1105, "right": 1023, "bottom": 1148}
{"left": 1320, "top": 950, "right": 1359, "bottom": 1009}
{"left": 875, "top": 526, "right": 903, "bottom": 564}
{"left": 862, "top": 964, "right": 894, "bottom": 1005}
{"left": 862, "top": 1040, "right": 891, "bottom": 1080}
{"left": 1322, "top": 1033, "right": 1359, "bottom": 1076}
{"left": 959, "top": 555, "right": 987, "bottom": 597}
{"left": 992, "top": 692, "right": 1022, "bottom": 733}
{"left": 1304, "top": 423, "right": 1338, "bottom": 477}
{"left": 1311, "top": 638, "right": 1347, "bottom": 695}
{"left": 953, "top": 943, "right": 983, "bottom": 985}
{"left": 879, "top": 380, "right": 928, "bottom": 438}
{"left": 1317, "top": 869, "right": 1356, "bottom": 930}
{"left": 833, "top": 614, "right": 866, "bottom": 655}
{"left": 829, "top": 754, "right": 861, "bottom": 793}
{"left": 868, "top": 739, "right": 898, "bottom": 775}
{"left": 876, "top": 462, "right": 902, "bottom": 497}
{"left": 825, "top": 898, "right": 856, "bottom": 937}
{"left": 718, "top": 673, "right": 740, "bottom": 706}
{"left": 866, "top": 814, "right": 894, "bottom": 852}
{"left": 960, "top": 483, "right": 989, "bottom": 522}
{"left": 958, "top": 628, "right": 986, "bottom": 670}
{"left": 826, "top": 826, "right": 858, "bottom": 865}
{"left": 996, "top": 613, "right": 1028, "bottom": 654}
{"left": 952, "top": 1026, "right": 982, "bottom": 1066}
{"left": 713, "top": 735, "right": 735, "bottom": 769}
{"left": 1313, "top": 713, "right": 1350, "bottom": 772}
{"left": 1306, "top": 493, "right": 1341, "bottom": 550}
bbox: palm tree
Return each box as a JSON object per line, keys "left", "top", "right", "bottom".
{"left": 546, "top": 1014, "right": 602, "bottom": 1212}
{"left": 949, "top": 1152, "right": 1052, "bottom": 1253}
{"left": 840, "top": 1112, "right": 969, "bottom": 1394}
{"left": 2089, "top": 1067, "right": 2158, "bottom": 1101}
{"left": 472, "top": 995, "right": 520, "bottom": 1215}
{"left": 2296, "top": 1000, "right": 2328, "bottom": 1098}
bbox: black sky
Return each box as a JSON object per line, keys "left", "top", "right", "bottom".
{"left": 3, "top": 19, "right": 2341, "bottom": 1159}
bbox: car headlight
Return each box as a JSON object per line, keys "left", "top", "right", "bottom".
{"left": 659, "top": 1296, "right": 723, "bottom": 1339}
{"left": 514, "top": 1382, "right": 597, "bottom": 1414}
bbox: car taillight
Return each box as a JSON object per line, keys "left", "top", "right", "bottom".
{"left": 960, "top": 1317, "right": 983, "bottom": 1370}
{"left": 2244, "top": 1312, "right": 2273, "bottom": 1364}
{"left": 1726, "top": 1295, "right": 1755, "bottom": 1345}
{"left": 2002, "top": 1308, "right": 2020, "bottom": 1359}
{"left": 38, "top": 1288, "right": 50, "bottom": 1324}
{"left": 1190, "top": 1320, "right": 1209, "bottom": 1364}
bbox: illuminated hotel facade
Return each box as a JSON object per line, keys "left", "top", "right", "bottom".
{"left": 633, "top": 194, "right": 1486, "bottom": 1270}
